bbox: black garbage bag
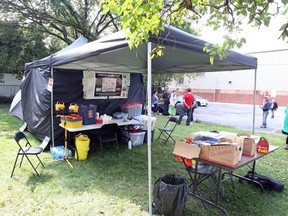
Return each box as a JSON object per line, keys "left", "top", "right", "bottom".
{"left": 153, "top": 174, "right": 188, "bottom": 216}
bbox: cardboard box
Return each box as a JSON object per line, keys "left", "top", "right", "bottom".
{"left": 173, "top": 140, "right": 242, "bottom": 168}
{"left": 199, "top": 142, "right": 242, "bottom": 167}
{"left": 242, "top": 138, "right": 255, "bottom": 156}
{"left": 225, "top": 134, "right": 259, "bottom": 157}
{"left": 173, "top": 140, "right": 201, "bottom": 159}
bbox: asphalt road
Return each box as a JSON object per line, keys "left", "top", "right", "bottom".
{"left": 192, "top": 102, "right": 286, "bottom": 135}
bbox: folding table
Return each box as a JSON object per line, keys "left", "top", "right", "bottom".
{"left": 190, "top": 145, "right": 278, "bottom": 215}
{"left": 59, "top": 118, "right": 141, "bottom": 158}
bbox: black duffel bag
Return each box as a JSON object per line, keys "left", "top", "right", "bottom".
{"left": 244, "top": 171, "right": 285, "bottom": 192}
{"left": 152, "top": 174, "right": 188, "bottom": 216}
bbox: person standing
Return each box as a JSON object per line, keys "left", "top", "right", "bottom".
{"left": 152, "top": 91, "right": 159, "bottom": 114}
{"left": 178, "top": 88, "right": 195, "bottom": 126}
{"left": 191, "top": 98, "right": 197, "bottom": 122}
{"left": 260, "top": 96, "right": 271, "bottom": 128}
{"left": 162, "top": 90, "right": 170, "bottom": 116}
{"left": 270, "top": 98, "right": 278, "bottom": 118}
{"left": 282, "top": 105, "right": 288, "bottom": 150}
{"left": 168, "top": 88, "right": 178, "bottom": 116}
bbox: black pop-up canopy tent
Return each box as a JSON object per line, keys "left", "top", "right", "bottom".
{"left": 12, "top": 25, "right": 257, "bottom": 212}
{"left": 15, "top": 26, "right": 257, "bottom": 142}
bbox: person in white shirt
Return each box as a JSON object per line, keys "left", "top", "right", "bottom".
{"left": 169, "top": 88, "right": 179, "bottom": 115}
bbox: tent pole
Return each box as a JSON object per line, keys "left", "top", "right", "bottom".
{"left": 147, "top": 42, "right": 152, "bottom": 216}
{"left": 51, "top": 67, "right": 55, "bottom": 147}
{"left": 252, "top": 68, "right": 257, "bottom": 135}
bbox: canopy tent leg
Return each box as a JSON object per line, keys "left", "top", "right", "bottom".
{"left": 252, "top": 68, "right": 258, "bottom": 134}
{"left": 51, "top": 67, "right": 55, "bottom": 147}
{"left": 147, "top": 42, "right": 152, "bottom": 216}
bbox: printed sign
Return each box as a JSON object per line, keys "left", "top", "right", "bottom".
{"left": 47, "top": 78, "right": 54, "bottom": 92}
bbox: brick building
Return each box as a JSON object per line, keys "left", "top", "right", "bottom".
{"left": 169, "top": 49, "right": 288, "bottom": 106}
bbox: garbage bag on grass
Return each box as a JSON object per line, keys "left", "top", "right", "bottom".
{"left": 152, "top": 174, "right": 188, "bottom": 216}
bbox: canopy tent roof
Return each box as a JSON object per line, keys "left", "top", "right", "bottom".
{"left": 25, "top": 35, "right": 88, "bottom": 68}
{"left": 27, "top": 25, "right": 257, "bottom": 73}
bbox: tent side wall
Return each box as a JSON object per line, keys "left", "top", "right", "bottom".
{"left": 21, "top": 66, "right": 52, "bottom": 141}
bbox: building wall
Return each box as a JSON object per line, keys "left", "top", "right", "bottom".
{"left": 0, "top": 73, "right": 21, "bottom": 97}
{"left": 169, "top": 49, "right": 288, "bottom": 106}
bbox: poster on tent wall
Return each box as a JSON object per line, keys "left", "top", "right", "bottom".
{"left": 82, "top": 71, "right": 130, "bottom": 99}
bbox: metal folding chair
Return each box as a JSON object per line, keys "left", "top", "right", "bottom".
{"left": 11, "top": 131, "right": 44, "bottom": 177}
{"left": 156, "top": 117, "right": 178, "bottom": 145}
{"left": 173, "top": 140, "right": 223, "bottom": 210}
{"left": 99, "top": 123, "right": 119, "bottom": 157}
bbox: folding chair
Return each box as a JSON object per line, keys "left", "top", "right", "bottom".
{"left": 156, "top": 116, "right": 178, "bottom": 145}
{"left": 99, "top": 123, "right": 119, "bottom": 157}
{"left": 173, "top": 140, "right": 222, "bottom": 209}
{"left": 11, "top": 131, "right": 45, "bottom": 177}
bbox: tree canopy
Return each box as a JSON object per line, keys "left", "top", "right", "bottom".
{"left": 0, "top": 0, "right": 121, "bottom": 77}
{"left": 0, "top": 0, "right": 120, "bottom": 44}
{"left": 101, "top": 0, "right": 288, "bottom": 58}
{"left": 0, "top": 21, "right": 52, "bottom": 78}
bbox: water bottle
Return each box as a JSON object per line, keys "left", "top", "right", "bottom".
{"left": 103, "top": 114, "right": 108, "bottom": 124}
{"left": 54, "top": 148, "right": 61, "bottom": 160}
{"left": 50, "top": 147, "right": 55, "bottom": 158}
{"left": 128, "top": 140, "right": 132, "bottom": 150}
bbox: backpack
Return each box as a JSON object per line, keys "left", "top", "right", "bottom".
{"left": 244, "top": 171, "right": 284, "bottom": 192}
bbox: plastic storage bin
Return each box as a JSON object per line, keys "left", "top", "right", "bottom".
{"left": 121, "top": 130, "right": 145, "bottom": 147}
{"left": 61, "top": 114, "right": 83, "bottom": 128}
{"left": 120, "top": 103, "right": 142, "bottom": 118}
{"left": 130, "top": 131, "right": 145, "bottom": 146}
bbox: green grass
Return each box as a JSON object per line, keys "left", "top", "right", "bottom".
{"left": 0, "top": 109, "right": 287, "bottom": 216}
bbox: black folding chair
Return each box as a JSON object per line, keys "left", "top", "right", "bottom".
{"left": 99, "top": 123, "right": 119, "bottom": 157}
{"left": 11, "top": 131, "right": 44, "bottom": 177}
{"left": 183, "top": 160, "right": 222, "bottom": 209}
{"left": 173, "top": 140, "right": 223, "bottom": 210}
{"left": 156, "top": 117, "right": 178, "bottom": 145}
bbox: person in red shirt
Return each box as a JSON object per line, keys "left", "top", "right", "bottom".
{"left": 178, "top": 88, "right": 195, "bottom": 126}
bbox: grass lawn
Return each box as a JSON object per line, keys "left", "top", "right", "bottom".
{"left": 0, "top": 107, "right": 287, "bottom": 216}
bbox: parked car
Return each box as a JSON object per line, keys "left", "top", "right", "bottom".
{"left": 195, "top": 95, "right": 208, "bottom": 107}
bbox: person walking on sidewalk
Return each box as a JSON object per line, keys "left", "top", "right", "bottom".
{"left": 260, "top": 96, "right": 271, "bottom": 128}
{"left": 270, "top": 98, "right": 278, "bottom": 118}
{"left": 178, "top": 88, "right": 195, "bottom": 126}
